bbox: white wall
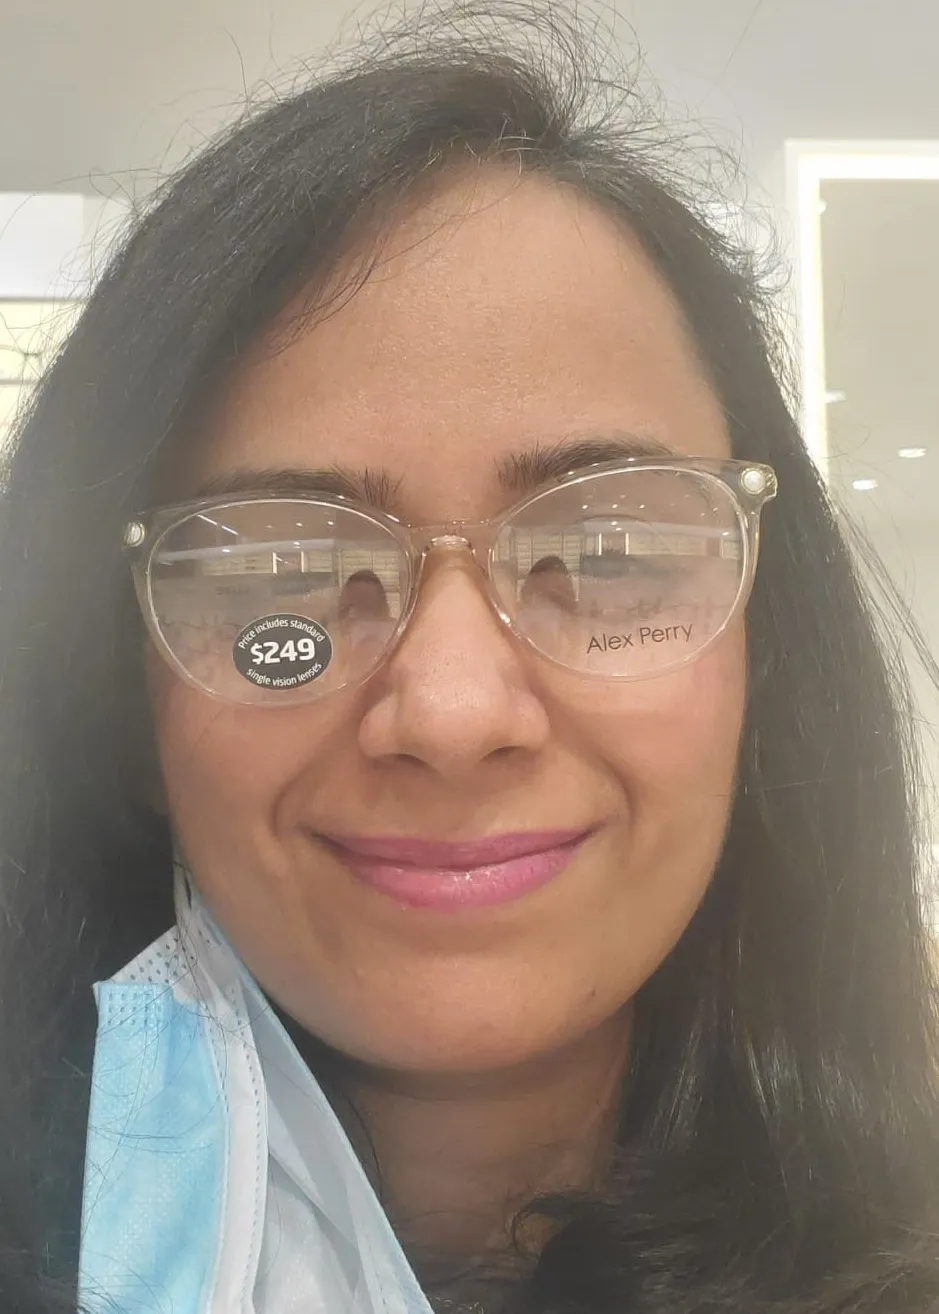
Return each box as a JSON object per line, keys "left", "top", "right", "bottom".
{"left": 0, "top": 194, "right": 128, "bottom": 298}
{"left": 612, "top": 1, "right": 939, "bottom": 204}
{"left": 0, "top": 194, "right": 128, "bottom": 446}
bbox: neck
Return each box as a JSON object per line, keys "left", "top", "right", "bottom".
{"left": 313, "top": 1008, "right": 632, "bottom": 1265}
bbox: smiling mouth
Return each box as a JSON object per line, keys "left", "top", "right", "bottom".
{"left": 317, "top": 827, "right": 593, "bottom": 912}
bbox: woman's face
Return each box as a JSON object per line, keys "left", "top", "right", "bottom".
{"left": 151, "top": 171, "right": 744, "bottom": 1075}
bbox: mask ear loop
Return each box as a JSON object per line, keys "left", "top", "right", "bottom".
{"left": 172, "top": 848, "right": 248, "bottom": 969}
{"left": 172, "top": 845, "right": 194, "bottom": 910}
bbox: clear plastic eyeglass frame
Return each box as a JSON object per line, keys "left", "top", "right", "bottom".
{"left": 123, "top": 457, "right": 778, "bottom": 705}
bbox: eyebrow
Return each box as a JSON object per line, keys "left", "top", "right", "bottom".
{"left": 495, "top": 433, "right": 677, "bottom": 493}
{"left": 192, "top": 432, "right": 676, "bottom": 511}
{"left": 194, "top": 464, "right": 401, "bottom": 509}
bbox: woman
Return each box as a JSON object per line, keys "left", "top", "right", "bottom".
{"left": 2, "top": 12, "right": 938, "bottom": 1314}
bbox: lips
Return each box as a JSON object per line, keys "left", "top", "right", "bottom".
{"left": 322, "top": 828, "right": 589, "bottom": 867}
{"left": 317, "top": 827, "right": 592, "bottom": 912}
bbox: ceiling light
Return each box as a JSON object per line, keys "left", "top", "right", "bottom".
{"left": 825, "top": 389, "right": 847, "bottom": 404}
{"left": 818, "top": 199, "right": 828, "bottom": 214}
{"left": 852, "top": 478, "right": 878, "bottom": 491}
{"left": 898, "top": 447, "right": 927, "bottom": 459}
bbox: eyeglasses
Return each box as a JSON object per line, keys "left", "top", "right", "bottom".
{"left": 123, "top": 457, "right": 777, "bottom": 706}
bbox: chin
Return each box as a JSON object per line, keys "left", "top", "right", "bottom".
{"left": 292, "top": 989, "right": 631, "bottom": 1083}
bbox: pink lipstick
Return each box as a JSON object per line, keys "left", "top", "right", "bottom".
{"left": 321, "top": 829, "right": 589, "bottom": 912}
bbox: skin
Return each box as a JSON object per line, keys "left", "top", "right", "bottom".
{"left": 151, "top": 167, "right": 745, "bottom": 1259}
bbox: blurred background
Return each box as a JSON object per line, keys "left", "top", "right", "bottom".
{"left": 1, "top": 0, "right": 937, "bottom": 895}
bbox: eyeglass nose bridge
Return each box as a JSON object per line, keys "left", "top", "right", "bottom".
{"left": 408, "top": 520, "right": 500, "bottom": 562}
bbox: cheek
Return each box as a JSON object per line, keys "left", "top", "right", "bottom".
{"left": 551, "top": 624, "right": 745, "bottom": 937}
{"left": 147, "top": 653, "right": 342, "bottom": 856}
{"left": 556, "top": 622, "right": 745, "bottom": 793}
{"left": 149, "top": 661, "right": 247, "bottom": 823}
{"left": 555, "top": 630, "right": 746, "bottom": 988}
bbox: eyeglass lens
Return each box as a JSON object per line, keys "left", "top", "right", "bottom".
{"left": 147, "top": 469, "right": 746, "bottom": 702}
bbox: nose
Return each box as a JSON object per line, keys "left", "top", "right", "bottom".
{"left": 356, "top": 552, "right": 551, "bottom": 777}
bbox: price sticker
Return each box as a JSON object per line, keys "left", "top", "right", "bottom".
{"left": 233, "top": 613, "right": 333, "bottom": 690}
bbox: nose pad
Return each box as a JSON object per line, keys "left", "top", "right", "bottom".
{"left": 357, "top": 550, "right": 550, "bottom": 773}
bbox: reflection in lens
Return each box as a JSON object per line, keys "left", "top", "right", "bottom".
{"left": 336, "top": 569, "right": 396, "bottom": 666}
{"left": 148, "top": 500, "right": 406, "bottom": 701}
{"left": 338, "top": 570, "right": 392, "bottom": 621}
{"left": 494, "top": 468, "right": 745, "bottom": 678}
{"left": 519, "top": 555, "right": 577, "bottom": 612}
{"left": 517, "top": 555, "right": 578, "bottom": 652}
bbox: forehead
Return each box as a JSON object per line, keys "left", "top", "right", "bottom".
{"left": 186, "top": 169, "right": 729, "bottom": 518}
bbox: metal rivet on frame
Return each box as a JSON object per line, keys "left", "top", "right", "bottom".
{"left": 123, "top": 521, "right": 146, "bottom": 548}
{"left": 740, "top": 467, "right": 768, "bottom": 495}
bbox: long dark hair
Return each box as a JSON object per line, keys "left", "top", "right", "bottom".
{"left": 2, "top": 9, "right": 938, "bottom": 1312}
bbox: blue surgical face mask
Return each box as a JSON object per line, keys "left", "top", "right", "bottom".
{"left": 79, "top": 862, "right": 436, "bottom": 1314}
